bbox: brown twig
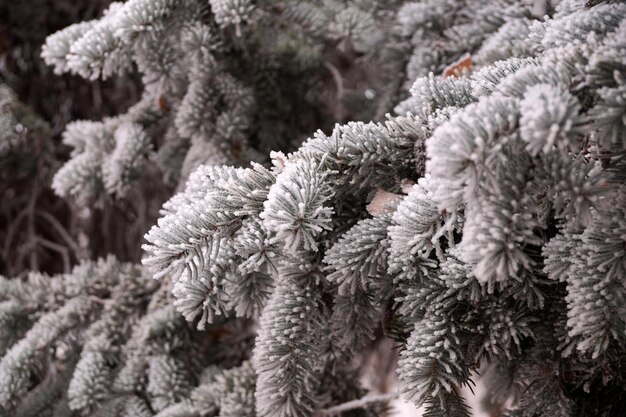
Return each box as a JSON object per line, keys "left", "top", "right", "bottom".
{"left": 316, "top": 392, "right": 399, "bottom": 416}
{"left": 2, "top": 206, "right": 29, "bottom": 273}
{"left": 324, "top": 61, "right": 346, "bottom": 121}
{"left": 26, "top": 186, "right": 39, "bottom": 270}
{"left": 35, "top": 236, "right": 71, "bottom": 273}
{"left": 35, "top": 210, "right": 81, "bottom": 260}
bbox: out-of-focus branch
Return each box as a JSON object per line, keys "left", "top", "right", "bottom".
{"left": 316, "top": 392, "right": 399, "bottom": 416}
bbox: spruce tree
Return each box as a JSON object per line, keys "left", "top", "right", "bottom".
{"left": 1, "top": 1, "right": 625, "bottom": 416}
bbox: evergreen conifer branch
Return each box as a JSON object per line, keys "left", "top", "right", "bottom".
{"left": 2, "top": 1, "right": 626, "bottom": 416}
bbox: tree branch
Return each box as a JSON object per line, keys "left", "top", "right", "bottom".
{"left": 36, "top": 210, "right": 81, "bottom": 260}
{"left": 35, "top": 237, "right": 71, "bottom": 273}
{"left": 316, "top": 392, "right": 399, "bottom": 416}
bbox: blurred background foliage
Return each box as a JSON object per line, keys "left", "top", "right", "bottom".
{"left": 0, "top": 0, "right": 151, "bottom": 275}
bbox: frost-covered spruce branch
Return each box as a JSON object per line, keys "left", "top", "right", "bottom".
{"left": 2, "top": 1, "right": 626, "bottom": 416}
{"left": 0, "top": 256, "right": 262, "bottom": 416}
{"left": 40, "top": 0, "right": 400, "bottom": 202}
{"left": 142, "top": 1, "right": 626, "bottom": 416}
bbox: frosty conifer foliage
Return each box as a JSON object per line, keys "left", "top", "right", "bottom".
{"left": 41, "top": 0, "right": 394, "bottom": 202}
{"left": 0, "top": 257, "right": 260, "bottom": 416}
{"left": 2, "top": 0, "right": 626, "bottom": 416}
{"left": 142, "top": 1, "right": 626, "bottom": 415}
{"left": 260, "top": 159, "right": 335, "bottom": 254}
